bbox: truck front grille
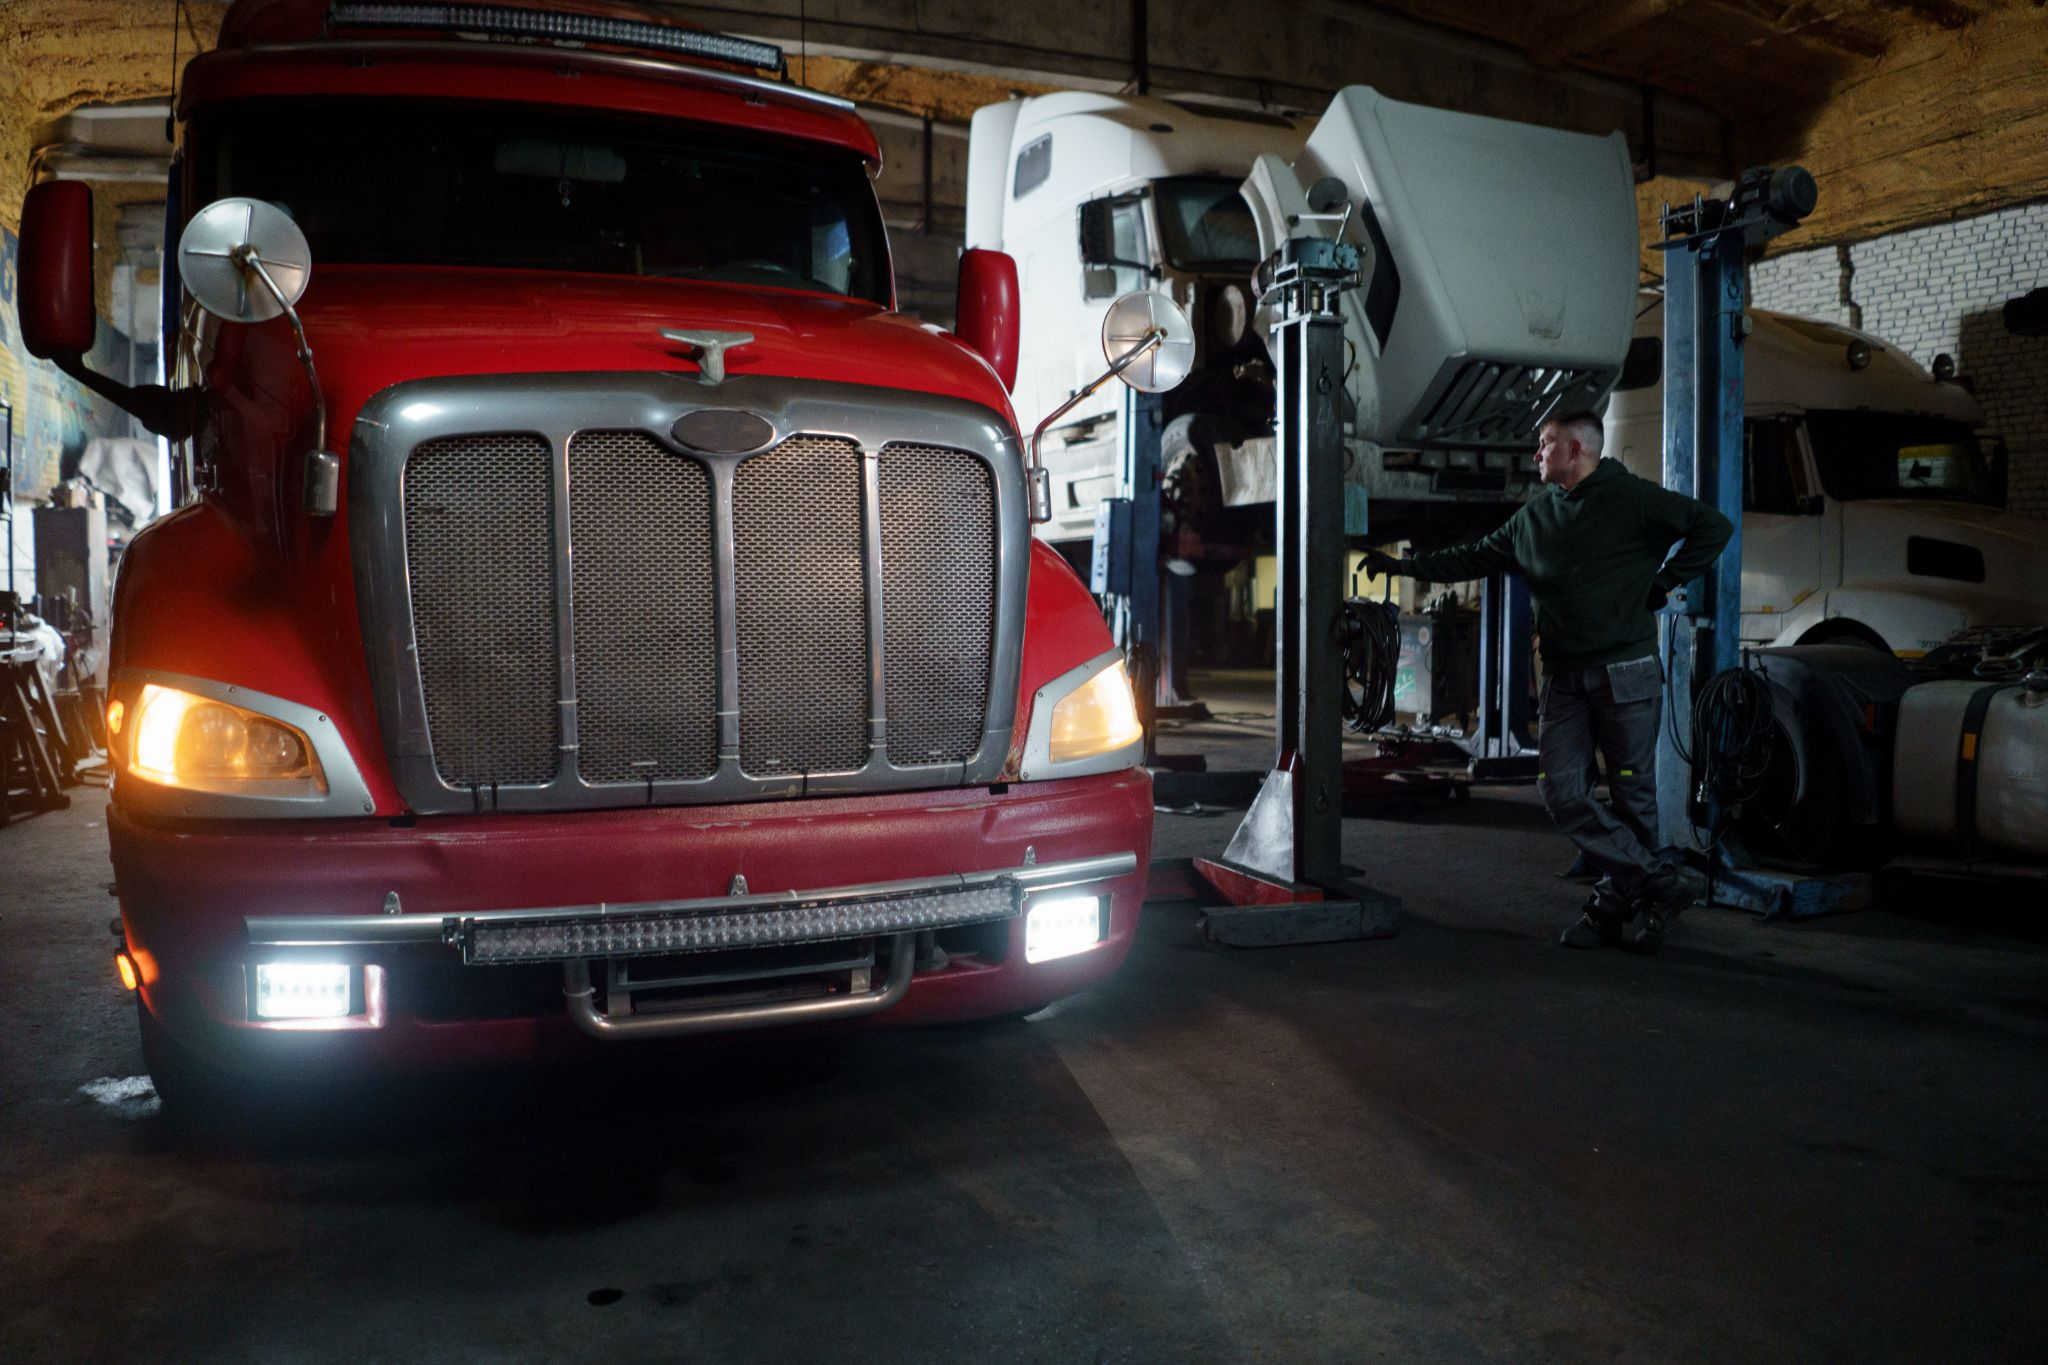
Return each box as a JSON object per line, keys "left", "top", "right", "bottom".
{"left": 567, "top": 431, "right": 719, "bottom": 784}
{"left": 404, "top": 433, "right": 561, "bottom": 787}
{"left": 879, "top": 444, "right": 995, "bottom": 767}
{"left": 732, "top": 437, "right": 870, "bottom": 777}
{"left": 366, "top": 383, "right": 1014, "bottom": 813}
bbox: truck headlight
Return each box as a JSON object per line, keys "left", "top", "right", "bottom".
{"left": 1019, "top": 649, "right": 1144, "bottom": 780}
{"left": 128, "top": 683, "right": 327, "bottom": 793}
{"left": 1050, "top": 659, "right": 1142, "bottom": 762}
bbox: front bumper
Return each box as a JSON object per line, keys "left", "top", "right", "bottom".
{"left": 111, "top": 770, "right": 1152, "bottom": 1073}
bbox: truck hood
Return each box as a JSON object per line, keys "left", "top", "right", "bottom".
{"left": 292, "top": 267, "right": 1013, "bottom": 433}
{"left": 1839, "top": 498, "right": 2048, "bottom": 616}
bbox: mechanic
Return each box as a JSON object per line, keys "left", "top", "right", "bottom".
{"left": 1368, "top": 410, "right": 1733, "bottom": 952}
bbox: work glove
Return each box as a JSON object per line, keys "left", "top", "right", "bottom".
{"left": 1646, "top": 583, "right": 1670, "bottom": 612}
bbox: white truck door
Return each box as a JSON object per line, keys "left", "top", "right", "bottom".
{"left": 1739, "top": 416, "right": 1825, "bottom": 642}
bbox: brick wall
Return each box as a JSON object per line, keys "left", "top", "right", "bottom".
{"left": 1748, "top": 201, "right": 2048, "bottom": 517}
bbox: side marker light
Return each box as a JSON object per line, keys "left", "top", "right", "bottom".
{"left": 115, "top": 952, "right": 139, "bottom": 991}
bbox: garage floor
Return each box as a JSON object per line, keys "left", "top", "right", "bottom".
{"left": 3, "top": 676, "right": 2044, "bottom": 1363}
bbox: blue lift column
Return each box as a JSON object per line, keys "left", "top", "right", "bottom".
{"left": 1654, "top": 167, "right": 1817, "bottom": 849}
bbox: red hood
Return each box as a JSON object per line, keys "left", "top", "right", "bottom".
{"left": 295, "top": 267, "right": 1014, "bottom": 436}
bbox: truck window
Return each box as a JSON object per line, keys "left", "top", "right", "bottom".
{"left": 1803, "top": 411, "right": 1995, "bottom": 504}
{"left": 190, "top": 100, "right": 891, "bottom": 306}
{"left": 1082, "top": 199, "right": 1151, "bottom": 301}
{"left": 1014, "top": 134, "right": 1052, "bottom": 198}
{"left": 1154, "top": 176, "right": 1260, "bottom": 271}
{"left": 1743, "top": 418, "right": 1803, "bottom": 514}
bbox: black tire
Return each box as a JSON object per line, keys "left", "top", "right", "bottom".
{"left": 136, "top": 997, "right": 239, "bottom": 1120}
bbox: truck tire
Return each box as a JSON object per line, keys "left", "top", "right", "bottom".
{"left": 136, "top": 998, "right": 250, "bottom": 1124}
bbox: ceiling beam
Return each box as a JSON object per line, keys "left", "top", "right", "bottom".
{"left": 1528, "top": 0, "right": 1694, "bottom": 66}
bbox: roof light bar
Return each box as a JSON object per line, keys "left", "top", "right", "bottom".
{"left": 458, "top": 883, "right": 1018, "bottom": 964}
{"left": 328, "top": 3, "right": 785, "bottom": 74}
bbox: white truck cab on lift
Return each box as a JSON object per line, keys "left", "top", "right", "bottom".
{"left": 1608, "top": 300, "right": 2048, "bottom": 655}
{"left": 969, "top": 87, "right": 1641, "bottom": 555}
{"left": 967, "top": 92, "right": 1309, "bottom": 544}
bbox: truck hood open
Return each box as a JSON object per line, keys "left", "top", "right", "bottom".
{"left": 295, "top": 267, "right": 1013, "bottom": 432}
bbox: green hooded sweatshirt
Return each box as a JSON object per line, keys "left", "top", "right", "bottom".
{"left": 1407, "top": 458, "right": 1734, "bottom": 673}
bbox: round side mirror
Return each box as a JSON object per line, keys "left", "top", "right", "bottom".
{"left": 178, "top": 198, "right": 312, "bottom": 324}
{"left": 1101, "top": 291, "right": 1196, "bottom": 394}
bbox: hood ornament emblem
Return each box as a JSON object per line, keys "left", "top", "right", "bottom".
{"left": 660, "top": 328, "right": 755, "bottom": 386}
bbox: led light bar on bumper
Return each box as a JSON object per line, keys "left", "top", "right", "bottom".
{"left": 246, "top": 852, "right": 1140, "bottom": 965}
{"left": 462, "top": 882, "right": 1018, "bottom": 965}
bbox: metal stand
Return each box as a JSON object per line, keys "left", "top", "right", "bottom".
{"left": 1197, "top": 234, "right": 1399, "bottom": 945}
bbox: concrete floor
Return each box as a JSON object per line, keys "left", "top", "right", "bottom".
{"left": 3, "top": 677, "right": 2045, "bottom": 1362}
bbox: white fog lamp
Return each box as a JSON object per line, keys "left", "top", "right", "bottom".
{"left": 254, "top": 962, "right": 353, "bottom": 1020}
{"left": 1026, "top": 895, "right": 1107, "bottom": 963}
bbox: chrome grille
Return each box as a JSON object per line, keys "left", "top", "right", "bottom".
{"left": 361, "top": 374, "right": 1025, "bottom": 814}
{"left": 878, "top": 444, "right": 995, "bottom": 766}
{"left": 567, "top": 432, "right": 718, "bottom": 784}
{"left": 402, "top": 433, "right": 560, "bottom": 786}
{"left": 732, "top": 437, "right": 869, "bottom": 776}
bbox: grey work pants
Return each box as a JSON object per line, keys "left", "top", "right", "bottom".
{"left": 1536, "top": 655, "right": 1668, "bottom": 912}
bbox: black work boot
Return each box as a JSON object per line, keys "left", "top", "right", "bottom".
{"left": 1624, "top": 868, "right": 1695, "bottom": 954}
{"left": 1557, "top": 898, "right": 1625, "bottom": 949}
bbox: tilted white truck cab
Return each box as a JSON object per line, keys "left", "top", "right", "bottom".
{"left": 970, "top": 87, "right": 1641, "bottom": 559}
{"left": 1608, "top": 301, "right": 2048, "bottom": 655}
{"left": 967, "top": 92, "right": 1309, "bottom": 546}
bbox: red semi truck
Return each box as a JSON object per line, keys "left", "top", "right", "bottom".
{"left": 17, "top": 0, "right": 1152, "bottom": 1100}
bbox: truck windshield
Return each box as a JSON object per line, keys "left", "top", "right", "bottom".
{"left": 190, "top": 100, "right": 890, "bottom": 305}
{"left": 1804, "top": 411, "right": 1995, "bottom": 504}
{"left": 1153, "top": 176, "right": 1260, "bottom": 271}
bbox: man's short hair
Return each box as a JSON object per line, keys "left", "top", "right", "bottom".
{"left": 1544, "top": 409, "right": 1606, "bottom": 457}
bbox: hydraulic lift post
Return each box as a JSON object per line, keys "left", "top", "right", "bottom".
{"left": 1196, "top": 210, "right": 1400, "bottom": 946}
{"left": 1654, "top": 166, "right": 1815, "bottom": 851}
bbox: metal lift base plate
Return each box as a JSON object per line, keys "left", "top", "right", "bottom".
{"left": 1199, "top": 894, "right": 1399, "bottom": 947}
{"left": 1707, "top": 864, "right": 1872, "bottom": 920}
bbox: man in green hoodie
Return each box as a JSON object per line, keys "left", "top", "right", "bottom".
{"left": 1368, "top": 411, "right": 1733, "bottom": 952}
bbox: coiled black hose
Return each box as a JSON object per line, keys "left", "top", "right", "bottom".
{"left": 1692, "top": 664, "right": 1777, "bottom": 808}
{"left": 1339, "top": 596, "right": 1402, "bottom": 734}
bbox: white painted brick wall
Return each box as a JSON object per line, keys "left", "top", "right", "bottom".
{"left": 1749, "top": 202, "right": 2048, "bottom": 518}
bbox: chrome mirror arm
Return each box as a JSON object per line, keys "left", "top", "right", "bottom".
{"left": 236, "top": 245, "right": 339, "bottom": 516}
{"left": 1025, "top": 328, "right": 1164, "bottom": 523}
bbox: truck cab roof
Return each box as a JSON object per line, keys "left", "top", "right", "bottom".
{"left": 193, "top": 0, "right": 879, "bottom": 165}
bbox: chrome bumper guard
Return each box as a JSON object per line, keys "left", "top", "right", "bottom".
{"left": 244, "top": 851, "right": 1136, "bottom": 1039}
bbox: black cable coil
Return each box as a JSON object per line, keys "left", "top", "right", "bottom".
{"left": 1691, "top": 663, "right": 1776, "bottom": 809}
{"left": 1339, "top": 596, "right": 1402, "bottom": 734}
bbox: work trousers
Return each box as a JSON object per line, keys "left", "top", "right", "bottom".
{"left": 1536, "top": 655, "right": 1668, "bottom": 913}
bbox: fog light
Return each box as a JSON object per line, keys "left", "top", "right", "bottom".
{"left": 254, "top": 963, "right": 352, "bottom": 1019}
{"left": 1025, "top": 895, "right": 1106, "bottom": 964}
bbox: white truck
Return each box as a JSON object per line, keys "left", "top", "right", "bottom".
{"left": 1608, "top": 301, "right": 2048, "bottom": 656}
{"left": 968, "top": 88, "right": 1640, "bottom": 670}
{"left": 966, "top": 92, "right": 1310, "bottom": 551}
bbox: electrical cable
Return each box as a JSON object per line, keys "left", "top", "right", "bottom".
{"left": 1691, "top": 661, "right": 1776, "bottom": 810}
{"left": 1339, "top": 580, "right": 1401, "bottom": 734}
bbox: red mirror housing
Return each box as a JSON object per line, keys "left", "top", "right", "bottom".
{"left": 18, "top": 181, "right": 98, "bottom": 358}
{"left": 955, "top": 248, "right": 1019, "bottom": 392}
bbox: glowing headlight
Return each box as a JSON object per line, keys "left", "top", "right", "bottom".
{"left": 1049, "top": 658, "right": 1143, "bottom": 763}
{"left": 128, "top": 683, "right": 326, "bottom": 793}
{"left": 1026, "top": 895, "right": 1107, "bottom": 963}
